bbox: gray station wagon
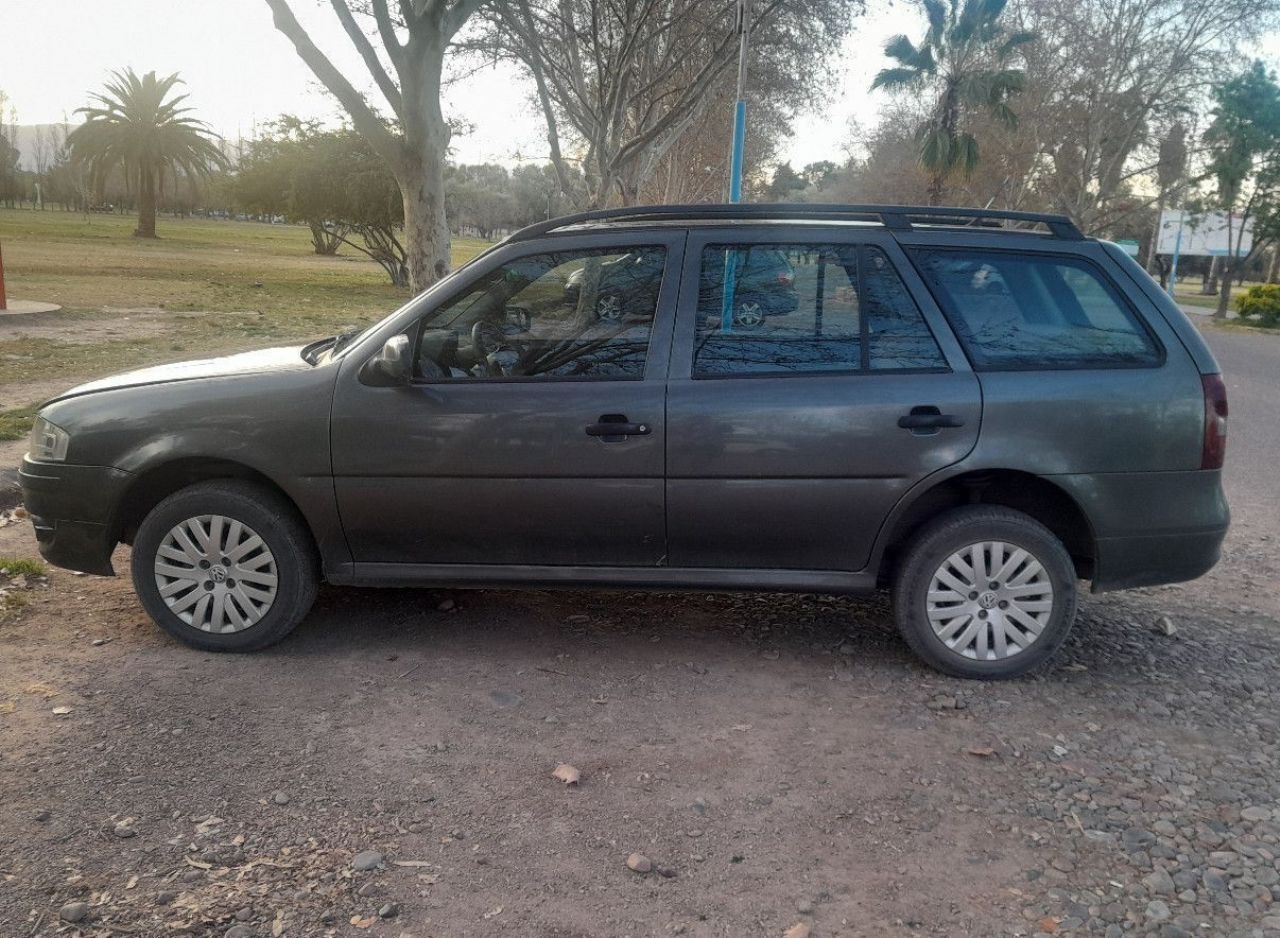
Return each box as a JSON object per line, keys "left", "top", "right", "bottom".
{"left": 19, "top": 204, "right": 1230, "bottom": 679}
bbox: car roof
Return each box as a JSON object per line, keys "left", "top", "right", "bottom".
{"left": 504, "top": 203, "right": 1087, "bottom": 246}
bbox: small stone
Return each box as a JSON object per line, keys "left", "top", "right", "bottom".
{"left": 1241, "top": 806, "right": 1273, "bottom": 822}
{"left": 272, "top": 791, "right": 290, "bottom": 805}
{"left": 1151, "top": 616, "right": 1176, "bottom": 636}
{"left": 235, "top": 906, "right": 253, "bottom": 922}
{"left": 1145, "top": 899, "right": 1171, "bottom": 922}
{"left": 1203, "top": 869, "right": 1229, "bottom": 892}
{"left": 32, "top": 809, "right": 50, "bottom": 822}
{"left": 837, "top": 642, "right": 857, "bottom": 655}
{"left": 378, "top": 903, "right": 399, "bottom": 918}
{"left": 796, "top": 898, "right": 815, "bottom": 914}
{"left": 352, "top": 850, "right": 384, "bottom": 872}
{"left": 224, "top": 927, "right": 254, "bottom": 938}
{"left": 1123, "top": 829, "right": 1156, "bottom": 850}
{"left": 626, "top": 853, "right": 652, "bottom": 873}
{"left": 59, "top": 902, "right": 90, "bottom": 923}
{"left": 113, "top": 821, "right": 136, "bottom": 838}
{"left": 437, "top": 598, "right": 456, "bottom": 611}
{"left": 155, "top": 891, "right": 177, "bottom": 906}
{"left": 686, "top": 829, "right": 703, "bottom": 838}
{"left": 1144, "top": 868, "right": 1176, "bottom": 896}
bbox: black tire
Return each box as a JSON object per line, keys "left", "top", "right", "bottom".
{"left": 131, "top": 480, "right": 318, "bottom": 652}
{"left": 892, "top": 505, "right": 1078, "bottom": 679}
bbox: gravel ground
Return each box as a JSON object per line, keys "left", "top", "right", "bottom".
{"left": 0, "top": 326, "right": 1277, "bottom": 938}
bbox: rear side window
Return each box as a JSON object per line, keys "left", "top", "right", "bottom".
{"left": 911, "top": 249, "right": 1161, "bottom": 369}
{"left": 692, "top": 244, "right": 947, "bottom": 376}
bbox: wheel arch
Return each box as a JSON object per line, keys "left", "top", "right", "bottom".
{"left": 110, "top": 457, "right": 318, "bottom": 552}
{"left": 873, "top": 468, "right": 1097, "bottom": 587}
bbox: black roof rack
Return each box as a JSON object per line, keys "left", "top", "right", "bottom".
{"left": 505, "top": 202, "right": 1084, "bottom": 243}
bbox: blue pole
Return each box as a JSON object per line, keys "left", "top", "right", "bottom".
{"left": 721, "top": 0, "right": 751, "bottom": 332}
{"left": 728, "top": 100, "right": 747, "bottom": 204}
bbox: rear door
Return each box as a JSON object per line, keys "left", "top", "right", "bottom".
{"left": 665, "top": 228, "right": 980, "bottom": 572}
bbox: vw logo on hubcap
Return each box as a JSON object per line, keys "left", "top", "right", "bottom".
{"left": 977, "top": 591, "right": 998, "bottom": 609}
{"left": 210, "top": 566, "right": 228, "bottom": 584}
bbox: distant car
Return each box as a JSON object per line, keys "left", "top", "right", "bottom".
{"left": 564, "top": 250, "right": 667, "bottom": 321}
{"left": 565, "top": 247, "right": 796, "bottom": 327}
{"left": 20, "top": 203, "right": 1229, "bottom": 680}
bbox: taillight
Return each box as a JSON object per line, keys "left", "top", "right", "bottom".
{"left": 1201, "top": 374, "right": 1228, "bottom": 470}
{"left": 777, "top": 271, "right": 794, "bottom": 285}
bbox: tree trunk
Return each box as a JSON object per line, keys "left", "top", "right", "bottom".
{"left": 1145, "top": 192, "right": 1166, "bottom": 274}
{"left": 1215, "top": 260, "right": 1233, "bottom": 318}
{"left": 927, "top": 171, "right": 946, "bottom": 206}
{"left": 1214, "top": 212, "right": 1237, "bottom": 320}
{"left": 1202, "top": 257, "right": 1220, "bottom": 296}
{"left": 134, "top": 166, "right": 157, "bottom": 238}
{"left": 396, "top": 148, "right": 451, "bottom": 294}
{"left": 1268, "top": 247, "right": 1280, "bottom": 284}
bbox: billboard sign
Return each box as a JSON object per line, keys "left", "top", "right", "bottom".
{"left": 1156, "top": 210, "right": 1253, "bottom": 257}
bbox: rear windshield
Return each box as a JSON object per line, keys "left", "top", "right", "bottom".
{"left": 910, "top": 249, "right": 1162, "bottom": 370}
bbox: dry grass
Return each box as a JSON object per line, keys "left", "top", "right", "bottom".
{"left": 0, "top": 209, "right": 490, "bottom": 431}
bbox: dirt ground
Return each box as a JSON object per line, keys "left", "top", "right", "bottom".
{"left": 1, "top": 320, "right": 1278, "bottom": 938}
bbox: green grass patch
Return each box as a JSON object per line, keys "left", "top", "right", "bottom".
{"left": 0, "top": 557, "right": 45, "bottom": 578}
{"left": 0, "top": 405, "right": 39, "bottom": 441}
{"left": 0, "top": 209, "right": 492, "bottom": 406}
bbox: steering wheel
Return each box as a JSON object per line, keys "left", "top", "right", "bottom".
{"left": 471, "top": 320, "right": 504, "bottom": 358}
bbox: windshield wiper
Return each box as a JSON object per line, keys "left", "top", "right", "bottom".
{"left": 301, "top": 328, "right": 362, "bottom": 365}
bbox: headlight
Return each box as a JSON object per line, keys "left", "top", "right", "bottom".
{"left": 28, "top": 416, "right": 71, "bottom": 462}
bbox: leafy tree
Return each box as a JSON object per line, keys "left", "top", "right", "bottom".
{"left": 1145, "top": 122, "right": 1189, "bottom": 274}
{"left": 870, "top": 0, "right": 1033, "bottom": 205}
{"left": 236, "top": 120, "right": 411, "bottom": 286}
{"left": 66, "top": 69, "right": 227, "bottom": 237}
{"left": 801, "top": 161, "right": 839, "bottom": 189}
{"left": 263, "top": 0, "right": 487, "bottom": 293}
{"left": 1202, "top": 61, "right": 1280, "bottom": 317}
{"left": 766, "top": 161, "right": 807, "bottom": 201}
{"left": 487, "top": 0, "right": 859, "bottom": 207}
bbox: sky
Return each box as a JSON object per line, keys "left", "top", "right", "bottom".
{"left": 0, "top": 0, "right": 899, "bottom": 170}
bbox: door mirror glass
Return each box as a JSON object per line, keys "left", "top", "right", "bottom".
{"left": 366, "top": 335, "right": 412, "bottom": 386}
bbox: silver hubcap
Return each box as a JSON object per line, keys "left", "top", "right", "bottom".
{"left": 736, "top": 301, "right": 764, "bottom": 326}
{"left": 153, "top": 515, "right": 278, "bottom": 633}
{"left": 597, "top": 295, "right": 623, "bottom": 321}
{"left": 925, "top": 541, "right": 1054, "bottom": 661}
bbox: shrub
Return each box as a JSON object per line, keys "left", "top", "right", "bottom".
{"left": 1236, "top": 283, "right": 1280, "bottom": 327}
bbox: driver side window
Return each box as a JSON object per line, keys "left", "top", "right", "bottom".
{"left": 413, "top": 246, "right": 667, "bottom": 381}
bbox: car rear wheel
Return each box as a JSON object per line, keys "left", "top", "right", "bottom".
{"left": 131, "top": 480, "right": 318, "bottom": 652}
{"left": 733, "top": 300, "right": 766, "bottom": 329}
{"left": 596, "top": 294, "right": 624, "bottom": 321}
{"left": 892, "top": 505, "right": 1077, "bottom": 679}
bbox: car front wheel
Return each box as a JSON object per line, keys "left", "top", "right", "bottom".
{"left": 893, "top": 505, "right": 1078, "bottom": 679}
{"left": 131, "top": 480, "right": 318, "bottom": 652}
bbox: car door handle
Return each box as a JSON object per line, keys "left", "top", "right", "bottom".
{"left": 898, "top": 407, "right": 965, "bottom": 431}
{"left": 585, "top": 416, "right": 652, "bottom": 439}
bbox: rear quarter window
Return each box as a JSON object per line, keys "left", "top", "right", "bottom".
{"left": 910, "top": 249, "right": 1162, "bottom": 370}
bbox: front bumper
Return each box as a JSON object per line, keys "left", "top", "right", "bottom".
{"left": 18, "top": 456, "right": 133, "bottom": 576}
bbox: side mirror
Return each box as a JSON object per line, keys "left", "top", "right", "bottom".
{"left": 365, "top": 334, "right": 412, "bottom": 386}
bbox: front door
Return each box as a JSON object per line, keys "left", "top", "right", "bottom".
{"left": 665, "top": 229, "right": 981, "bottom": 572}
{"left": 331, "top": 232, "right": 684, "bottom": 568}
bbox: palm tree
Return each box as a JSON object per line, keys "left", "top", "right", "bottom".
{"left": 68, "top": 69, "right": 227, "bottom": 238}
{"left": 871, "top": 0, "right": 1034, "bottom": 205}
